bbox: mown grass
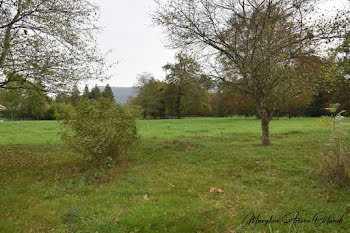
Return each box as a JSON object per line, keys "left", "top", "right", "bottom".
{"left": 0, "top": 120, "right": 60, "bottom": 145}
{"left": 1, "top": 117, "right": 350, "bottom": 233}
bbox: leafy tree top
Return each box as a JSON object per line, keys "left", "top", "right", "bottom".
{"left": 0, "top": 0, "right": 109, "bottom": 92}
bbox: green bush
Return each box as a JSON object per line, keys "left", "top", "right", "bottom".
{"left": 61, "top": 98, "right": 140, "bottom": 166}
{"left": 52, "top": 103, "right": 75, "bottom": 120}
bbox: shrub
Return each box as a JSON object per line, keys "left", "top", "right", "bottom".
{"left": 318, "top": 103, "right": 350, "bottom": 185}
{"left": 52, "top": 103, "right": 75, "bottom": 120}
{"left": 61, "top": 98, "right": 140, "bottom": 166}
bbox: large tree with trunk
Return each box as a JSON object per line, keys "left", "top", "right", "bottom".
{"left": 0, "top": 0, "right": 107, "bottom": 92}
{"left": 153, "top": 0, "right": 348, "bottom": 145}
{"left": 163, "top": 53, "right": 212, "bottom": 118}
{"left": 131, "top": 73, "right": 166, "bottom": 119}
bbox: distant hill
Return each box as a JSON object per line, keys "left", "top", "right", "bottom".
{"left": 99, "top": 86, "right": 138, "bottom": 104}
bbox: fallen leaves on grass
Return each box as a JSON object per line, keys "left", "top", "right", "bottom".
{"left": 210, "top": 187, "right": 224, "bottom": 194}
{"left": 229, "top": 204, "right": 240, "bottom": 210}
{"left": 113, "top": 217, "right": 120, "bottom": 225}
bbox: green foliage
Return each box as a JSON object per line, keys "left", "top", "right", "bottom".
{"left": 0, "top": 0, "right": 106, "bottom": 92}
{"left": 337, "top": 31, "right": 350, "bottom": 76}
{"left": 0, "top": 88, "right": 22, "bottom": 119}
{"left": 102, "top": 84, "right": 115, "bottom": 102}
{"left": 163, "top": 53, "right": 212, "bottom": 118}
{"left": 52, "top": 103, "right": 75, "bottom": 120}
{"left": 89, "top": 85, "right": 102, "bottom": 100}
{"left": 82, "top": 84, "right": 115, "bottom": 102}
{"left": 131, "top": 64, "right": 212, "bottom": 119}
{"left": 131, "top": 73, "right": 166, "bottom": 119}
{"left": 0, "top": 84, "right": 51, "bottom": 120}
{"left": 61, "top": 98, "right": 140, "bottom": 166}
{"left": 69, "top": 84, "right": 81, "bottom": 106}
{"left": 83, "top": 85, "right": 90, "bottom": 99}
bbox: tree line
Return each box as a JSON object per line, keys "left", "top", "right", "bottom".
{"left": 129, "top": 52, "right": 350, "bottom": 119}
{"left": 0, "top": 84, "right": 115, "bottom": 120}
{"left": 130, "top": 53, "right": 212, "bottom": 119}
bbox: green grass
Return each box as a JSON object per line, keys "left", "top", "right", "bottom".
{"left": 0, "top": 120, "right": 60, "bottom": 145}
{"left": 1, "top": 117, "right": 350, "bottom": 232}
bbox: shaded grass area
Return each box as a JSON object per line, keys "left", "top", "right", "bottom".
{"left": 1, "top": 117, "right": 350, "bottom": 232}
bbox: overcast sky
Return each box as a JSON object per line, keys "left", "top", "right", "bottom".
{"left": 92, "top": 0, "right": 348, "bottom": 88}
{"left": 94, "top": 0, "right": 174, "bottom": 88}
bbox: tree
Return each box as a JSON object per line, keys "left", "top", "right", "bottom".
{"left": 277, "top": 56, "right": 324, "bottom": 118}
{"left": 281, "top": 93, "right": 312, "bottom": 118}
{"left": 23, "top": 89, "right": 48, "bottom": 120}
{"left": 55, "top": 93, "right": 69, "bottom": 104}
{"left": 215, "top": 82, "right": 256, "bottom": 117}
{"left": 209, "top": 93, "right": 219, "bottom": 116}
{"left": 131, "top": 73, "right": 166, "bottom": 119}
{"left": 163, "top": 53, "right": 212, "bottom": 118}
{"left": 0, "top": 0, "right": 107, "bottom": 92}
{"left": 234, "top": 92, "right": 256, "bottom": 118}
{"left": 70, "top": 84, "right": 81, "bottom": 106}
{"left": 0, "top": 82, "right": 48, "bottom": 119}
{"left": 90, "top": 85, "right": 102, "bottom": 100}
{"left": 338, "top": 31, "right": 350, "bottom": 77}
{"left": 154, "top": 0, "right": 348, "bottom": 145}
{"left": 0, "top": 85, "right": 22, "bottom": 119}
{"left": 83, "top": 85, "right": 90, "bottom": 99}
{"left": 330, "top": 31, "right": 350, "bottom": 116}
{"left": 216, "top": 82, "right": 236, "bottom": 117}
{"left": 103, "top": 84, "right": 115, "bottom": 102}
{"left": 162, "top": 82, "right": 178, "bottom": 116}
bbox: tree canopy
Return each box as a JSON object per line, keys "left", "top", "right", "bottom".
{"left": 163, "top": 53, "right": 212, "bottom": 118}
{"left": 0, "top": 0, "right": 107, "bottom": 92}
{"left": 132, "top": 73, "right": 166, "bottom": 119}
{"left": 103, "top": 84, "right": 115, "bottom": 102}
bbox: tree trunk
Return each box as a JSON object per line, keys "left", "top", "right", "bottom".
{"left": 260, "top": 110, "right": 271, "bottom": 145}
{"left": 176, "top": 86, "right": 182, "bottom": 119}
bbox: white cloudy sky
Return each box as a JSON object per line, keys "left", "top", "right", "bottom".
{"left": 93, "top": 0, "right": 348, "bottom": 88}
{"left": 94, "top": 0, "right": 175, "bottom": 88}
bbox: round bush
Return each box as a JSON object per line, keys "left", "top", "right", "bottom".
{"left": 61, "top": 98, "right": 140, "bottom": 165}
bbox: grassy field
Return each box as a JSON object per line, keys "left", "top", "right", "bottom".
{"left": 1, "top": 117, "right": 350, "bottom": 232}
